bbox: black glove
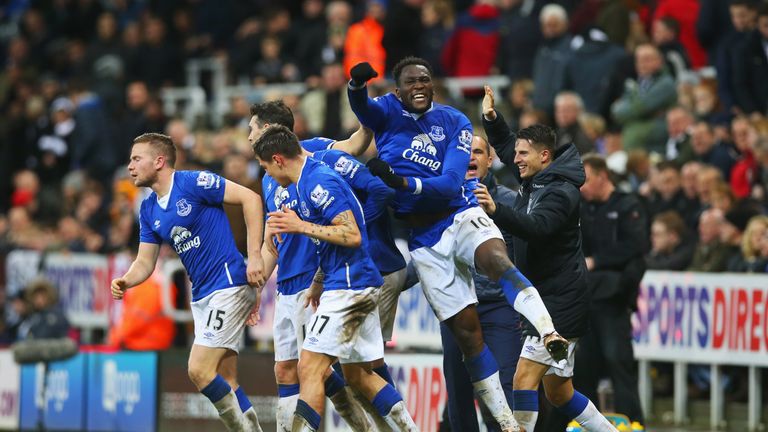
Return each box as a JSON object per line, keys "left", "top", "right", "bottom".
{"left": 366, "top": 158, "right": 405, "bottom": 189}
{"left": 350, "top": 62, "right": 378, "bottom": 87}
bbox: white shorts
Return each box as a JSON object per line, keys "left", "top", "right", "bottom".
{"left": 191, "top": 285, "right": 255, "bottom": 353}
{"left": 378, "top": 268, "right": 407, "bottom": 342}
{"left": 302, "top": 287, "right": 384, "bottom": 364}
{"left": 519, "top": 336, "right": 579, "bottom": 378}
{"left": 273, "top": 291, "right": 314, "bottom": 361}
{"left": 410, "top": 206, "right": 504, "bottom": 322}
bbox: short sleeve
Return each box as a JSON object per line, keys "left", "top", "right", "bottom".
{"left": 306, "top": 175, "right": 355, "bottom": 222}
{"left": 301, "top": 137, "right": 336, "bottom": 152}
{"left": 184, "top": 171, "right": 225, "bottom": 205}
{"left": 138, "top": 202, "right": 161, "bottom": 244}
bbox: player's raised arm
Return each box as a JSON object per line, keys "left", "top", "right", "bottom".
{"left": 111, "top": 242, "right": 160, "bottom": 299}
{"left": 223, "top": 179, "right": 266, "bottom": 287}
{"left": 268, "top": 207, "right": 362, "bottom": 248}
{"left": 347, "top": 62, "right": 388, "bottom": 131}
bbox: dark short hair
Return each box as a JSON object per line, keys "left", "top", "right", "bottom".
{"left": 517, "top": 124, "right": 557, "bottom": 154}
{"left": 252, "top": 125, "right": 302, "bottom": 160}
{"left": 758, "top": 2, "right": 768, "bottom": 17}
{"left": 582, "top": 153, "right": 609, "bottom": 175}
{"left": 730, "top": 0, "right": 758, "bottom": 9}
{"left": 133, "top": 132, "right": 177, "bottom": 167}
{"left": 393, "top": 56, "right": 434, "bottom": 87}
{"left": 249, "top": 100, "right": 294, "bottom": 131}
{"left": 656, "top": 160, "right": 681, "bottom": 173}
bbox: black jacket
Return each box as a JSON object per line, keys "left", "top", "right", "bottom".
{"left": 483, "top": 111, "right": 589, "bottom": 338}
{"left": 581, "top": 191, "right": 648, "bottom": 309}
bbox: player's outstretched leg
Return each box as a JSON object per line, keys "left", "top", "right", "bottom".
{"left": 546, "top": 377, "right": 618, "bottom": 432}
{"left": 189, "top": 346, "right": 250, "bottom": 431}
{"left": 324, "top": 368, "right": 373, "bottom": 430}
{"left": 445, "top": 308, "right": 521, "bottom": 432}
{"left": 475, "top": 239, "right": 568, "bottom": 362}
{"left": 343, "top": 363, "right": 418, "bottom": 431}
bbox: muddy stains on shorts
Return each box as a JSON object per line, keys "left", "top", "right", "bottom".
{"left": 339, "top": 291, "right": 377, "bottom": 344}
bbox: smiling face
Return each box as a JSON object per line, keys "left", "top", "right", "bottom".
{"left": 396, "top": 64, "right": 434, "bottom": 114}
{"left": 514, "top": 139, "right": 548, "bottom": 179}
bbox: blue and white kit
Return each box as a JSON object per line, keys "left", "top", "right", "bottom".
{"left": 139, "top": 170, "right": 254, "bottom": 351}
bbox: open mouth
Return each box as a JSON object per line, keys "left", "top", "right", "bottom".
{"left": 412, "top": 93, "right": 427, "bottom": 103}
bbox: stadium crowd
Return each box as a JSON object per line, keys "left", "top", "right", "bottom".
{"left": 1, "top": 0, "right": 768, "bottom": 427}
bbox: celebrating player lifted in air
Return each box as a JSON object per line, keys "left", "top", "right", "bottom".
{"left": 111, "top": 133, "right": 266, "bottom": 432}
{"left": 347, "top": 57, "right": 570, "bottom": 432}
{"left": 252, "top": 125, "right": 417, "bottom": 432}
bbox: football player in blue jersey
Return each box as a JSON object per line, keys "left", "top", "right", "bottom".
{"left": 249, "top": 100, "right": 406, "bottom": 403}
{"left": 347, "top": 57, "right": 568, "bottom": 432}
{"left": 111, "top": 133, "right": 266, "bottom": 431}
{"left": 248, "top": 101, "right": 375, "bottom": 431}
{"left": 253, "top": 125, "right": 417, "bottom": 432}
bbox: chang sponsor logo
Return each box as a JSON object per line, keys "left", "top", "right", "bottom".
{"left": 402, "top": 134, "right": 441, "bottom": 171}
{"left": 273, "top": 186, "right": 297, "bottom": 209}
{"left": 170, "top": 226, "right": 201, "bottom": 254}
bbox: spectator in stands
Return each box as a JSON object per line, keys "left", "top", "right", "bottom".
{"left": 531, "top": 3, "right": 572, "bottom": 114}
{"left": 692, "top": 79, "right": 730, "bottom": 126}
{"left": 36, "top": 97, "right": 75, "bottom": 193}
{"left": 554, "top": 91, "right": 594, "bottom": 154}
{"left": 730, "top": 116, "right": 760, "bottom": 198}
{"left": 653, "top": 0, "right": 708, "bottom": 68}
{"left": 17, "top": 278, "right": 70, "bottom": 340}
{"left": 578, "top": 154, "right": 647, "bottom": 428}
{"left": 3, "top": 291, "right": 30, "bottom": 343}
{"left": 646, "top": 161, "right": 699, "bottom": 223}
{"left": 383, "top": 0, "right": 424, "bottom": 74}
{"left": 716, "top": 0, "right": 759, "bottom": 113}
{"left": 611, "top": 44, "right": 677, "bottom": 154}
{"left": 691, "top": 121, "right": 738, "bottom": 180}
{"left": 680, "top": 161, "right": 704, "bottom": 226}
{"left": 136, "top": 17, "right": 182, "bottom": 88}
{"left": 568, "top": 0, "right": 631, "bottom": 46}
{"left": 253, "top": 35, "right": 291, "bottom": 84}
{"left": 604, "top": 128, "right": 628, "bottom": 176}
{"left": 710, "top": 182, "right": 736, "bottom": 213}
{"left": 496, "top": 0, "right": 543, "bottom": 81}
{"left": 664, "top": 106, "right": 695, "bottom": 163}
{"left": 441, "top": 0, "right": 500, "bottom": 89}
{"left": 419, "top": 0, "right": 455, "bottom": 77}
{"left": 646, "top": 211, "right": 696, "bottom": 270}
{"left": 722, "top": 204, "right": 762, "bottom": 270}
{"left": 288, "top": 1, "right": 327, "bottom": 81}
{"left": 697, "top": 0, "right": 734, "bottom": 65}
{"left": 689, "top": 208, "right": 733, "bottom": 272}
{"left": 696, "top": 164, "right": 726, "bottom": 208}
{"left": 730, "top": 215, "right": 768, "bottom": 272}
{"left": 83, "top": 12, "right": 124, "bottom": 115}
{"left": 343, "top": 0, "right": 387, "bottom": 83}
{"left": 300, "top": 63, "right": 357, "bottom": 140}
{"left": 733, "top": 3, "right": 768, "bottom": 120}
{"left": 108, "top": 265, "right": 176, "bottom": 351}
{"left": 562, "top": 28, "right": 626, "bottom": 116}
{"left": 652, "top": 16, "right": 691, "bottom": 80}
{"left": 1, "top": 207, "right": 48, "bottom": 252}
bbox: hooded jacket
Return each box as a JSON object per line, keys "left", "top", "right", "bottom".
{"left": 483, "top": 111, "right": 589, "bottom": 338}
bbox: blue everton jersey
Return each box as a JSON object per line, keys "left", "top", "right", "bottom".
{"left": 348, "top": 92, "right": 478, "bottom": 215}
{"left": 139, "top": 171, "right": 247, "bottom": 302}
{"left": 262, "top": 175, "right": 318, "bottom": 294}
{"left": 312, "top": 149, "right": 406, "bottom": 274}
{"left": 295, "top": 157, "right": 384, "bottom": 290}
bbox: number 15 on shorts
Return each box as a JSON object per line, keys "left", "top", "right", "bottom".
{"left": 206, "top": 308, "right": 226, "bottom": 331}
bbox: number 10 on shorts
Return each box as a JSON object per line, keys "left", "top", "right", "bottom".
{"left": 206, "top": 309, "right": 226, "bottom": 331}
